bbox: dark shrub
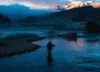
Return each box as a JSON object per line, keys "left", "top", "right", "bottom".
{"left": 0, "top": 14, "right": 4, "bottom": 18}
{"left": 0, "top": 41, "right": 7, "bottom": 46}
{"left": 85, "top": 21, "right": 100, "bottom": 33}
{"left": 3, "top": 17, "right": 11, "bottom": 23}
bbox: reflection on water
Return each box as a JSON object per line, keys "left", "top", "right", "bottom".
{"left": 64, "top": 38, "right": 85, "bottom": 52}
{"left": 75, "top": 38, "right": 85, "bottom": 48}
{"left": 47, "top": 49, "right": 53, "bottom": 63}
{"left": 0, "top": 37, "right": 100, "bottom": 72}
{"left": 69, "top": 38, "right": 85, "bottom": 49}
{"left": 65, "top": 38, "right": 100, "bottom": 51}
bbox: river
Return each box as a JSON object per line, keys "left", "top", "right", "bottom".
{"left": 0, "top": 36, "right": 100, "bottom": 72}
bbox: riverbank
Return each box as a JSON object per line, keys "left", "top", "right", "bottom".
{"left": 0, "top": 33, "right": 45, "bottom": 58}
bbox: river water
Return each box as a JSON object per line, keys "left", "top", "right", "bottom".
{"left": 0, "top": 29, "right": 100, "bottom": 72}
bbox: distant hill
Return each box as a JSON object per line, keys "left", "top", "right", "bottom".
{"left": 0, "top": 5, "right": 100, "bottom": 29}
{"left": 42, "top": 6, "right": 100, "bottom": 23}
{"left": 0, "top": 4, "right": 57, "bottom": 20}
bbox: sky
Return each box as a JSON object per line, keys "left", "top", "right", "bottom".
{"left": 0, "top": 0, "right": 100, "bottom": 9}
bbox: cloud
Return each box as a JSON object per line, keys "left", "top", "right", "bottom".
{"left": 0, "top": 0, "right": 99, "bottom": 9}
{"left": 18, "top": 2, "right": 50, "bottom": 9}
{"left": 0, "top": 0, "right": 50, "bottom": 9}
{"left": 68, "top": 0, "right": 81, "bottom": 3}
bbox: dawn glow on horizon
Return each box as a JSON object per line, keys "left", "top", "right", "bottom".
{"left": 0, "top": 0, "right": 100, "bottom": 9}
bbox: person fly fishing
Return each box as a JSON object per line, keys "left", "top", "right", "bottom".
{"left": 47, "top": 41, "right": 55, "bottom": 61}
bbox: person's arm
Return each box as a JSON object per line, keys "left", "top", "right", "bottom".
{"left": 52, "top": 44, "right": 55, "bottom": 47}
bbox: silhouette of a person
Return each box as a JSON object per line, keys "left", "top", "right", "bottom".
{"left": 47, "top": 41, "right": 55, "bottom": 62}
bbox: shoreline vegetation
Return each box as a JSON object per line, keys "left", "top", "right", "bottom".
{"left": 0, "top": 33, "right": 46, "bottom": 58}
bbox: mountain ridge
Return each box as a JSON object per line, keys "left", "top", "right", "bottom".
{"left": 51, "top": 1, "right": 100, "bottom": 10}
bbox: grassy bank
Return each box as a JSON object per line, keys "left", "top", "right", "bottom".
{"left": 0, "top": 33, "right": 45, "bottom": 58}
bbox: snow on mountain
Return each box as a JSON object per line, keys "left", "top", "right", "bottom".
{"left": 50, "top": 6, "right": 65, "bottom": 11}
{"left": 51, "top": 1, "right": 100, "bottom": 10}
{"left": 84, "top": 1, "right": 93, "bottom": 6}
{"left": 92, "top": 2, "right": 100, "bottom": 8}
